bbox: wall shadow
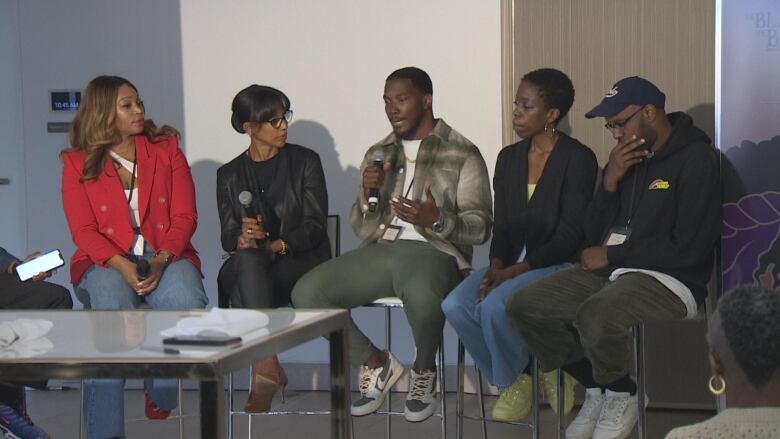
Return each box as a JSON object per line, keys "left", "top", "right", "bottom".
{"left": 189, "top": 159, "right": 222, "bottom": 306}
{"left": 287, "top": 120, "right": 360, "bottom": 253}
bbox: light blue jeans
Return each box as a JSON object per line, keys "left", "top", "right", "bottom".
{"left": 76, "top": 246, "right": 208, "bottom": 439}
{"left": 441, "top": 263, "right": 571, "bottom": 388}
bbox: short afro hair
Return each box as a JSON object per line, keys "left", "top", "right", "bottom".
{"left": 717, "top": 284, "right": 780, "bottom": 389}
{"left": 521, "top": 68, "right": 575, "bottom": 125}
{"left": 386, "top": 67, "right": 433, "bottom": 95}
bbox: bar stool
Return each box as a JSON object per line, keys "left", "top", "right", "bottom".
{"left": 454, "top": 341, "right": 542, "bottom": 439}
{"left": 364, "top": 297, "right": 447, "bottom": 439}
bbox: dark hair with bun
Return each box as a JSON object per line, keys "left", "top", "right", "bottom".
{"left": 230, "top": 85, "right": 290, "bottom": 133}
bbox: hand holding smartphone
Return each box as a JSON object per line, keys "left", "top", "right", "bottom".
{"left": 15, "top": 249, "right": 65, "bottom": 281}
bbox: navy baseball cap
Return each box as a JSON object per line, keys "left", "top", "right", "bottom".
{"left": 585, "top": 76, "right": 666, "bottom": 119}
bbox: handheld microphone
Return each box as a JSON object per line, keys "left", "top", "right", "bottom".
{"left": 136, "top": 258, "right": 150, "bottom": 281}
{"left": 368, "top": 150, "right": 384, "bottom": 212}
{"left": 238, "top": 190, "right": 255, "bottom": 218}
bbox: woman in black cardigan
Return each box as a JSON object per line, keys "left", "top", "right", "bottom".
{"left": 217, "top": 85, "right": 330, "bottom": 412}
{"left": 442, "top": 69, "right": 597, "bottom": 422}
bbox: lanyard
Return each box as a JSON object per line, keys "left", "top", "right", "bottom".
{"left": 126, "top": 158, "right": 137, "bottom": 205}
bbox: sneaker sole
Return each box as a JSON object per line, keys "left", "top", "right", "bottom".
{"left": 404, "top": 398, "right": 438, "bottom": 422}
{"left": 0, "top": 424, "right": 23, "bottom": 439}
{"left": 350, "top": 363, "right": 406, "bottom": 417}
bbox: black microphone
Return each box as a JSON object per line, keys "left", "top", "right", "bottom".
{"left": 238, "top": 190, "right": 255, "bottom": 218}
{"left": 368, "top": 150, "right": 384, "bottom": 212}
{"left": 136, "top": 258, "right": 150, "bottom": 281}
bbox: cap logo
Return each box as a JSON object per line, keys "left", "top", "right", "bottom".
{"left": 605, "top": 86, "right": 619, "bottom": 98}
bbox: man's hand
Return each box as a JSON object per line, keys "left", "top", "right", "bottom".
{"left": 602, "top": 135, "right": 648, "bottom": 192}
{"left": 390, "top": 186, "right": 439, "bottom": 227}
{"left": 581, "top": 246, "right": 609, "bottom": 271}
{"left": 362, "top": 161, "right": 392, "bottom": 199}
{"left": 18, "top": 252, "right": 55, "bottom": 282}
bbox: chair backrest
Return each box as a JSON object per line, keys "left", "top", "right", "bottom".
{"left": 327, "top": 214, "right": 340, "bottom": 258}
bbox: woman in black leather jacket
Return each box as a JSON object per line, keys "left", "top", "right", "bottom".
{"left": 217, "top": 85, "right": 330, "bottom": 412}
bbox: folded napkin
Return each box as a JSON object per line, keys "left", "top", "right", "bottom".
{"left": 160, "top": 308, "right": 270, "bottom": 338}
{"left": 0, "top": 337, "right": 54, "bottom": 358}
{"left": 0, "top": 318, "right": 54, "bottom": 347}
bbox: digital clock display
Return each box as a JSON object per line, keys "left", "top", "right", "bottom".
{"left": 51, "top": 91, "right": 81, "bottom": 111}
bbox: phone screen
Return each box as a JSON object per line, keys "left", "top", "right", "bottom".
{"left": 15, "top": 250, "right": 65, "bottom": 281}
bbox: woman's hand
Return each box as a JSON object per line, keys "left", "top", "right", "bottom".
{"left": 135, "top": 259, "right": 165, "bottom": 295}
{"left": 477, "top": 261, "right": 530, "bottom": 303}
{"left": 238, "top": 216, "right": 267, "bottom": 249}
{"left": 109, "top": 255, "right": 144, "bottom": 291}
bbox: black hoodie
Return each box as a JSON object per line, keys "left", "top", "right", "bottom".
{"left": 584, "top": 112, "right": 720, "bottom": 305}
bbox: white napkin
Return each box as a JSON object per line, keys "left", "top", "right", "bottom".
{"left": 160, "top": 308, "right": 270, "bottom": 338}
{"left": 0, "top": 318, "right": 54, "bottom": 347}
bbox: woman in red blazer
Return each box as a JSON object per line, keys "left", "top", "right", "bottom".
{"left": 61, "top": 75, "right": 208, "bottom": 439}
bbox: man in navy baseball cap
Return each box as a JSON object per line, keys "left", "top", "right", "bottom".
{"left": 507, "top": 75, "right": 720, "bottom": 439}
{"left": 585, "top": 76, "right": 666, "bottom": 119}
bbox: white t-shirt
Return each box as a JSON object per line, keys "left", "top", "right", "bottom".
{"left": 392, "top": 139, "right": 427, "bottom": 242}
{"left": 109, "top": 151, "right": 144, "bottom": 256}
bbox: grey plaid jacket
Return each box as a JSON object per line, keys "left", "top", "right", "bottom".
{"left": 350, "top": 119, "right": 493, "bottom": 270}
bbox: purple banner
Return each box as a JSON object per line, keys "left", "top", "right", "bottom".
{"left": 720, "top": 0, "right": 780, "bottom": 293}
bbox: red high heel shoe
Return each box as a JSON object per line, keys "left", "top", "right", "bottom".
{"left": 144, "top": 390, "right": 172, "bottom": 420}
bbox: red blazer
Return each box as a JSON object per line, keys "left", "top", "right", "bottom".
{"left": 61, "top": 135, "right": 201, "bottom": 286}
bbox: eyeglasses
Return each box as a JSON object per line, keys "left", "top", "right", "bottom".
{"left": 604, "top": 106, "right": 643, "bottom": 132}
{"left": 267, "top": 110, "right": 293, "bottom": 129}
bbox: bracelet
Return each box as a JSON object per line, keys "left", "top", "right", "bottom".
{"left": 278, "top": 240, "right": 288, "bottom": 255}
{"left": 155, "top": 251, "right": 173, "bottom": 267}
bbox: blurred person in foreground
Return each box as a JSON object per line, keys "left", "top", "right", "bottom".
{"left": 665, "top": 284, "right": 780, "bottom": 439}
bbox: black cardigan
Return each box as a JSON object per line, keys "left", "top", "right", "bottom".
{"left": 489, "top": 134, "right": 598, "bottom": 269}
{"left": 216, "top": 143, "right": 331, "bottom": 261}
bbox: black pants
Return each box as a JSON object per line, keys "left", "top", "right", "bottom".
{"left": 0, "top": 273, "right": 73, "bottom": 404}
{"left": 217, "top": 248, "right": 321, "bottom": 309}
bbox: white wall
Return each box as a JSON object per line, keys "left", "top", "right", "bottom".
{"left": 179, "top": 1, "right": 503, "bottom": 365}
{"left": 0, "top": 0, "right": 25, "bottom": 254}
{"left": 14, "top": 0, "right": 184, "bottom": 295}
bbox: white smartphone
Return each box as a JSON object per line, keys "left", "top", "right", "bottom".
{"left": 15, "top": 249, "right": 65, "bottom": 281}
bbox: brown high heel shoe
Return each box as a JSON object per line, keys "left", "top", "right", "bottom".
{"left": 244, "top": 355, "right": 288, "bottom": 413}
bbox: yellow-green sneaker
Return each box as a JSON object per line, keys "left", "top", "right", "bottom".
{"left": 492, "top": 374, "right": 532, "bottom": 422}
{"left": 542, "top": 369, "right": 575, "bottom": 416}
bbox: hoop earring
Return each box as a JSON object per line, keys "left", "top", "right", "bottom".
{"left": 708, "top": 374, "right": 726, "bottom": 395}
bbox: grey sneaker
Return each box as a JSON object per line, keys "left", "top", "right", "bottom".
{"left": 404, "top": 368, "right": 438, "bottom": 422}
{"left": 351, "top": 351, "right": 404, "bottom": 416}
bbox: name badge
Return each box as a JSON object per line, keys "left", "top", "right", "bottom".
{"left": 604, "top": 225, "right": 632, "bottom": 246}
{"left": 380, "top": 225, "right": 403, "bottom": 243}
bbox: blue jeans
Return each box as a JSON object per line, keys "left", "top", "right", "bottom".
{"left": 76, "top": 246, "right": 208, "bottom": 439}
{"left": 441, "top": 263, "right": 571, "bottom": 388}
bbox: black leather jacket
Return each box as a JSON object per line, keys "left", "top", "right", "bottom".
{"left": 216, "top": 144, "right": 331, "bottom": 261}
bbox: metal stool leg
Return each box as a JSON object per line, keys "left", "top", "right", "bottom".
{"left": 455, "top": 341, "right": 465, "bottom": 439}
{"left": 635, "top": 324, "right": 646, "bottom": 439}
{"left": 228, "top": 373, "right": 234, "bottom": 439}
{"left": 530, "top": 358, "right": 539, "bottom": 439}
{"left": 178, "top": 379, "right": 184, "bottom": 439}
{"left": 79, "top": 380, "right": 85, "bottom": 439}
{"left": 476, "top": 369, "right": 487, "bottom": 439}
{"left": 248, "top": 365, "right": 254, "bottom": 437}
{"left": 439, "top": 334, "right": 447, "bottom": 439}
{"left": 557, "top": 368, "right": 565, "bottom": 439}
{"left": 385, "top": 306, "right": 392, "bottom": 438}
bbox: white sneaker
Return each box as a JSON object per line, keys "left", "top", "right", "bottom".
{"left": 404, "top": 368, "right": 438, "bottom": 422}
{"left": 351, "top": 351, "right": 405, "bottom": 416}
{"left": 592, "top": 390, "right": 638, "bottom": 439}
{"left": 566, "top": 388, "right": 605, "bottom": 439}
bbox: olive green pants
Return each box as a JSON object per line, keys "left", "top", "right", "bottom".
{"left": 291, "top": 240, "right": 460, "bottom": 370}
{"left": 507, "top": 265, "right": 687, "bottom": 384}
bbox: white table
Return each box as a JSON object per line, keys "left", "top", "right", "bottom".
{"left": 0, "top": 309, "right": 351, "bottom": 438}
